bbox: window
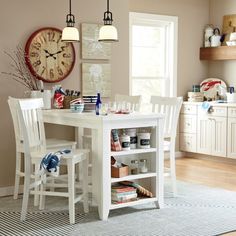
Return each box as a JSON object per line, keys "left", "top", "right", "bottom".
{"left": 129, "top": 12, "right": 178, "bottom": 103}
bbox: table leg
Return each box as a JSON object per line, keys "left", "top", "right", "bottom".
{"left": 92, "top": 127, "right": 110, "bottom": 220}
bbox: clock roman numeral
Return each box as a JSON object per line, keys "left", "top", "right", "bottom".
{"left": 48, "top": 31, "right": 55, "bottom": 42}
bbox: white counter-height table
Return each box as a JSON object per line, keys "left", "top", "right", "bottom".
{"left": 43, "top": 109, "right": 164, "bottom": 220}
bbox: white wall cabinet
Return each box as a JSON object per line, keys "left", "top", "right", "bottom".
{"left": 180, "top": 102, "right": 235, "bottom": 159}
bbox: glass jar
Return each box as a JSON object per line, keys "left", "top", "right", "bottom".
{"left": 139, "top": 159, "right": 148, "bottom": 173}
{"left": 130, "top": 160, "right": 139, "bottom": 175}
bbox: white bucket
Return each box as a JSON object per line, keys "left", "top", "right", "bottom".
{"left": 120, "top": 134, "right": 130, "bottom": 151}
{"left": 126, "top": 128, "right": 137, "bottom": 149}
{"left": 137, "top": 132, "right": 151, "bottom": 149}
{"left": 226, "top": 93, "right": 236, "bottom": 103}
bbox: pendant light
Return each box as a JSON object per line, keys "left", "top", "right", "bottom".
{"left": 62, "top": 0, "right": 79, "bottom": 42}
{"left": 98, "top": 0, "right": 118, "bottom": 42}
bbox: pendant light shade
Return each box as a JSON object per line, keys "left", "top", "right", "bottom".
{"left": 62, "top": 0, "right": 79, "bottom": 42}
{"left": 98, "top": 0, "right": 118, "bottom": 42}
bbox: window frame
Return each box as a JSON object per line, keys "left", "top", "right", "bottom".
{"left": 129, "top": 12, "right": 178, "bottom": 97}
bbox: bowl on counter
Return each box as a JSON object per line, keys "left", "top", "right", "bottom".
{"left": 70, "top": 103, "right": 84, "bottom": 113}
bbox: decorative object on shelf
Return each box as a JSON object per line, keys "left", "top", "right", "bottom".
{"left": 137, "top": 132, "right": 151, "bottom": 149}
{"left": 25, "top": 27, "right": 76, "bottom": 83}
{"left": 1, "top": 45, "right": 39, "bottom": 91}
{"left": 99, "top": 0, "right": 118, "bottom": 42}
{"left": 111, "top": 184, "right": 137, "bottom": 203}
{"left": 120, "top": 181, "right": 153, "bottom": 198}
{"left": 111, "top": 129, "right": 122, "bottom": 151}
{"left": 204, "top": 24, "right": 214, "bottom": 47}
{"left": 200, "top": 78, "right": 227, "bottom": 101}
{"left": 126, "top": 128, "right": 137, "bottom": 149}
{"left": 139, "top": 159, "right": 148, "bottom": 173}
{"left": 62, "top": 0, "right": 79, "bottom": 42}
{"left": 222, "top": 14, "right": 236, "bottom": 46}
{"left": 209, "top": 28, "right": 222, "bottom": 47}
{"left": 81, "top": 23, "right": 111, "bottom": 60}
{"left": 111, "top": 156, "right": 128, "bottom": 178}
{"left": 120, "top": 132, "right": 131, "bottom": 151}
{"left": 82, "top": 63, "right": 111, "bottom": 97}
{"left": 130, "top": 159, "right": 139, "bottom": 175}
{"left": 70, "top": 98, "right": 84, "bottom": 113}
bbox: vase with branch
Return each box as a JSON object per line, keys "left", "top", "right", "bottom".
{"left": 1, "top": 45, "right": 39, "bottom": 91}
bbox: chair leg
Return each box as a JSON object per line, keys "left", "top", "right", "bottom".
{"left": 169, "top": 141, "right": 177, "bottom": 196}
{"left": 20, "top": 169, "right": 31, "bottom": 221}
{"left": 13, "top": 152, "right": 22, "bottom": 200}
{"left": 82, "top": 154, "right": 89, "bottom": 213}
{"left": 67, "top": 159, "right": 75, "bottom": 224}
{"left": 39, "top": 175, "right": 46, "bottom": 210}
{"left": 34, "top": 163, "right": 40, "bottom": 206}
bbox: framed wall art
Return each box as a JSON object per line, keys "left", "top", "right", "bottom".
{"left": 81, "top": 23, "right": 111, "bottom": 60}
{"left": 82, "top": 63, "right": 111, "bottom": 97}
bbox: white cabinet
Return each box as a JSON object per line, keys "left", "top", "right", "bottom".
{"left": 180, "top": 102, "right": 229, "bottom": 158}
{"left": 227, "top": 108, "right": 236, "bottom": 159}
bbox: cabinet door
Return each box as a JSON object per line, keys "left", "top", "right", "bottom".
{"left": 211, "top": 117, "right": 227, "bottom": 157}
{"left": 197, "top": 116, "right": 212, "bottom": 155}
{"left": 227, "top": 117, "right": 236, "bottom": 159}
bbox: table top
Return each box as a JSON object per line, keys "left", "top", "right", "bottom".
{"left": 43, "top": 109, "right": 164, "bottom": 121}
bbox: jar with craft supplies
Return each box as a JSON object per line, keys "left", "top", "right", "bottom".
{"left": 130, "top": 159, "right": 139, "bottom": 175}
{"left": 139, "top": 159, "right": 148, "bottom": 173}
{"left": 137, "top": 132, "right": 151, "bottom": 149}
{"left": 126, "top": 128, "right": 137, "bottom": 149}
{"left": 120, "top": 133, "right": 130, "bottom": 151}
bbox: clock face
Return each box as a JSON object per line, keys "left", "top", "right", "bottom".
{"left": 25, "top": 27, "right": 75, "bottom": 83}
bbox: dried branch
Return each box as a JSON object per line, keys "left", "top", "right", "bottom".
{"left": 1, "top": 45, "right": 39, "bottom": 90}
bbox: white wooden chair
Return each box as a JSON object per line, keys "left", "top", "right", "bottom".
{"left": 150, "top": 96, "right": 183, "bottom": 195}
{"left": 8, "top": 97, "right": 76, "bottom": 200}
{"left": 8, "top": 97, "right": 89, "bottom": 224}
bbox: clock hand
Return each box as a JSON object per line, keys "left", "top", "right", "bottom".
{"left": 52, "top": 50, "right": 63, "bottom": 55}
{"left": 44, "top": 49, "right": 56, "bottom": 60}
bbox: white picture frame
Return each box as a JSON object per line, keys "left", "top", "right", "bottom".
{"left": 81, "top": 23, "right": 111, "bottom": 60}
{"left": 82, "top": 63, "right": 111, "bottom": 97}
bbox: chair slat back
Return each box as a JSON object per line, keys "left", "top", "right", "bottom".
{"left": 8, "top": 97, "right": 46, "bottom": 156}
{"left": 8, "top": 97, "right": 24, "bottom": 150}
{"left": 150, "top": 96, "right": 183, "bottom": 138}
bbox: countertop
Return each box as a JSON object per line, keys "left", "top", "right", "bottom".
{"left": 183, "top": 101, "right": 236, "bottom": 107}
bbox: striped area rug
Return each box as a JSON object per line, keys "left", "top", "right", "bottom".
{"left": 0, "top": 211, "right": 83, "bottom": 236}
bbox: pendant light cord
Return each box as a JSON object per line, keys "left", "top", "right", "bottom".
{"left": 69, "top": 0, "right": 72, "bottom": 15}
{"left": 107, "top": 0, "right": 109, "bottom": 12}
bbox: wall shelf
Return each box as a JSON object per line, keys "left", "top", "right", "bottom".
{"left": 200, "top": 46, "right": 236, "bottom": 60}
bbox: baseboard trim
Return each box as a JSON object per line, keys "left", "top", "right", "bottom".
{"left": 0, "top": 185, "right": 23, "bottom": 197}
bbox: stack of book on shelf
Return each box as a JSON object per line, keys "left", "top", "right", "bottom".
{"left": 111, "top": 184, "right": 137, "bottom": 204}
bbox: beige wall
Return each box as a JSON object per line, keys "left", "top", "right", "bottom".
{"left": 209, "top": 0, "right": 236, "bottom": 87}
{"left": 0, "top": 0, "right": 209, "bottom": 190}
{"left": 0, "top": 0, "right": 129, "bottom": 188}
{"left": 129, "top": 0, "right": 209, "bottom": 97}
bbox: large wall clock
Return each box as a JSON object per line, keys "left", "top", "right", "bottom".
{"left": 25, "top": 27, "right": 76, "bottom": 83}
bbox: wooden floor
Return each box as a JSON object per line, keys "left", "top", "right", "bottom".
{"left": 175, "top": 156, "right": 236, "bottom": 236}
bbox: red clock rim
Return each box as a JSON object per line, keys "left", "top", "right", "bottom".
{"left": 25, "top": 27, "right": 76, "bottom": 83}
